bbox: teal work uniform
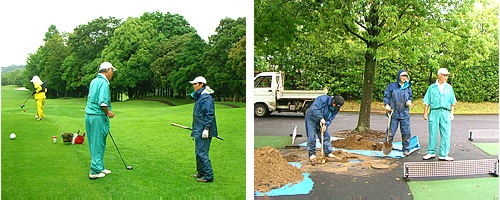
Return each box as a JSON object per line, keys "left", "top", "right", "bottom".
{"left": 423, "top": 81, "right": 456, "bottom": 157}
{"left": 85, "top": 73, "right": 112, "bottom": 175}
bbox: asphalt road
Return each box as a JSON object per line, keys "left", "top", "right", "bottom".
{"left": 254, "top": 112, "right": 499, "bottom": 199}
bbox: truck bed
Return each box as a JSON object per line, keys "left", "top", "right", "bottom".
{"left": 277, "top": 89, "right": 326, "bottom": 100}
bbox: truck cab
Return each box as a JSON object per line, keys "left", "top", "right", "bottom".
{"left": 254, "top": 72, "right": 327, "bottom": 117}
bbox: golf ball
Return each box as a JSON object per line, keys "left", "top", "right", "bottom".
{"left": 10, "top": 133, "right": 16, "bottom": 140}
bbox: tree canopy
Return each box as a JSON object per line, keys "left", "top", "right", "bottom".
{"left": 20, "top": 12, "right": 246, "bottom": 102}
{"left": 255, "top": 0, "right": 498, "bottom": 131}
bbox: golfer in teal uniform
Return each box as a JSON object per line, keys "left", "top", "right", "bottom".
{"left": 85, "top": 62, "right": 117, "bottom": 179}
{"left": 422, "top": 68, "right": 456, "bottom": 161}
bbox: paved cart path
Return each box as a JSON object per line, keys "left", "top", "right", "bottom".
{"left": 254, "top": 112, "right": 498, "bottom": 199}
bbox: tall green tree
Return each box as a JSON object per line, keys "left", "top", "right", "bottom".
{"left": 23, "top": 25, "right": 69, "bottom": 98}
{"left": 226, "top": 35, "right": 246, "bottom": 101}
{"left": 101, "top": 17, "right": 158, "bottom": 98}
{"left": 203, "top": 17, "right": 246, "bottom": 101}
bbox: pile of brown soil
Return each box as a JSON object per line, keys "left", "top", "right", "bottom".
{"left": 254, "top": 146, "right": 304, "bottom": 193}
{"left": 332, "top": 130, "right": 385, "bottom": 150}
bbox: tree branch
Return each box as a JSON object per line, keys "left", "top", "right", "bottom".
{"left": 436, "top": 26, "right": 470, "bottom": 39}
{"left": 343, "top": 23, "right": 368, "bottom": 44}
{"left": 354, "top": 20, "right": 367, "bottom": 31}
{"left": 379, "top": 25, "right": 412, "bottom": 47}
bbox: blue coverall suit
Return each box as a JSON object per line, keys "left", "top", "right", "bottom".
{"left": 305, "top": 95, "right": 339, "bottom": 157}
{"left": 191, "top": 86, "right": 218, "bottom": 181}
{"left": 383, "top": 70, "right": 413, "bottom": 152}
{"left": 85, "top": 73, "right": 112, "bottom": 175}
{"left": 423, "top": 81, "right": 456, "bottom": 157}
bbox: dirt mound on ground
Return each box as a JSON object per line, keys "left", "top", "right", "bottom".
{"left": 254, "top": 146, "right": 304, "bottom": 193}
{"left": 332, "top": 130, "right": 385, "bottom": 150}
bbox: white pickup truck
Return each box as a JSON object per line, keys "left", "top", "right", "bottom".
{"left": 254, "top": 72, "right": 327, "bottom": 117}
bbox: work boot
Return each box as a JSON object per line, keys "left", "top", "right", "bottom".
{"left": 89, "top": 172, "right": 106, "bottom": 179}
{"left": 422, "top": 154, "right": 436, "bottom": 160}
{"left": 327, "top": 153, "right": 336, "bottom": 158}
{"left": 309, "top": 155, "right": 316, "bottom": 161}
{"left": 197, "top": 178, "right": 213, "bottom": 182}
{"left": 191, "top": 174, "right": 202, "bottom": 178}
{"left": 101, "top": 169, "right": 112, "bottom": 175}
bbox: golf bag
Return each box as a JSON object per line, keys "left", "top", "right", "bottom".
{"left": 74, "top": 132, "right": 85, "bottom": 144}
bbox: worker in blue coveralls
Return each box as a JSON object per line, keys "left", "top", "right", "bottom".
{"left": 190, "top": 76, "right": 218, "bottom": 182}
{"left": 383, "top": 69, "right": 413, "bottom": 156}
{"left": 422, "top": 68, "right": 456, "bottom": 161}
{"left": 85, "top": 61, "right": 117, "bottom": 179}
{"left": 305, "top": 95, "right": 344, "bottom": 162}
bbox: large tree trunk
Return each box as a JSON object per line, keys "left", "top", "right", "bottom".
{"left": 356, "top": 42, "right": 378, "bottom": 132}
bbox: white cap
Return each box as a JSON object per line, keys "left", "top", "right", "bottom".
{"left": 400, "top": 71, "right": 408, "bottom": 76}
{"left": 30, "top": 75, "right": 43, "bottom": 84}
{"left": 189, "top": 76, "right": 207, "bottom": 84}
{"left": 437, "top": 68, "right": 449, "bottom": 75}
{"left": 99, "top": 62, "right": 117, "bottom": 71}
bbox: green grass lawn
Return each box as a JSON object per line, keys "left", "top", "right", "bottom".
{"left": 1, "top": 85, "right": 246, "bottom": 198}
{"left": 473, "top": 143, "right": 499, "bottom": 156}
{"left": 408, "top": 177, "right": 499, "bottom": 199}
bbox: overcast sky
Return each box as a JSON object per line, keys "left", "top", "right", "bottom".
{"left": 0, "top": 0, "right": 249, "bottom": 67}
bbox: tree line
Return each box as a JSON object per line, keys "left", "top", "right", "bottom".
{"left": 14, "top": 12, "right": 246, "bottom": 102}
{"left": 255, "top": 0, "right": 498, "bottom": 131}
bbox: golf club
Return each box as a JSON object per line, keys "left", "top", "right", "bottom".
{"left": 170, "top": 122, "right": 224, "bottom": 140}
{"left": 109, "top": 132, "right": 133, "bottom": 170}
{"left": 20, "top": 93, "right": 34, "bottom": 108}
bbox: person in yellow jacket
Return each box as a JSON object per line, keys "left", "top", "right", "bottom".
{"left": 30, "top": 75, "right": 46, "bottom": 120}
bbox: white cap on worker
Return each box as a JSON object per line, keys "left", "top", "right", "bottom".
{"left": 99, "top": 62, "right": 117, "bottom": 71}
{"left": 189, "top": 76, "right": 207, "bottom": 84}
{"left": 400, "top": 71, "right": 408, "bottom": 76}
{"left": 437, "top": 68, "right": 450, "bottom": 75}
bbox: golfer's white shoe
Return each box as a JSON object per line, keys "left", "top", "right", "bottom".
{"left": 327, "top": 153, "right": 336, "bottom": 158}
{"left": 438, "top": 156, "right": 454, "bottom": 161}
{"left": 422, "top": 154, "right": 436, "bottom": 160}
{"left": 309, "top": 155, "right": 316, "bottom": 161}
{"left": 101, "top": 169, "right": 112, "bottom": 174}
{"left": 89, "top": 172, "right": 106, "bottom": 179}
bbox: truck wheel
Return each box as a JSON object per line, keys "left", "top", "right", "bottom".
{"left": 254, "top": 104, "right": 269, "bottom": 117}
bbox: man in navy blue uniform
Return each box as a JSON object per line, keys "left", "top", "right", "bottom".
{"left": 383, "top": 69, "right": 413, "bottom": 156}
{"left": 305, "top": 95, "right": 344, "bottom": 162}
{"left": 189, "top": 76, "right": 218, "bottom": 182}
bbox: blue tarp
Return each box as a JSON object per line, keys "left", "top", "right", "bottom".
{"left": 299, "top": 136, "right": 421, "bottom": 158}
{"left": 254, "top": 162, "right": 314, "bottom": 196}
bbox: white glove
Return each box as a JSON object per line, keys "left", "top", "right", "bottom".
{"left": 320, "top": 118, "right": 326, "bottom": 125}
{"left": 406, "top": 100, "right": 412, "bottom": 107}
{"left": 202, "top": 129, "right": 209, "bottom": 139}
{"left": 385, "top": 104, "right": 392, "bottom": 111}
{"left": 449, "top": 114, "right": 454, "bottom": 121}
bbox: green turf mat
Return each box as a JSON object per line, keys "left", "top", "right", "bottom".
{"left": 255, "top": 136, "right": 292, "bottom": 148}
{"left": 408, "top": 177, "right": 499, "bottom": 199}
{"left": 473, "top": 143, "right": 499, "bottom": 155}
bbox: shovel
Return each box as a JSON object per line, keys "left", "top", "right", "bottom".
{"left": 318, "top": 123, "right": 326, "bottom": 164}
{"left": 285, "top": 126, "right": 300, "bottom": 149}
{"left": 382, "top": 111, "right": 393, "bottom": 156}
